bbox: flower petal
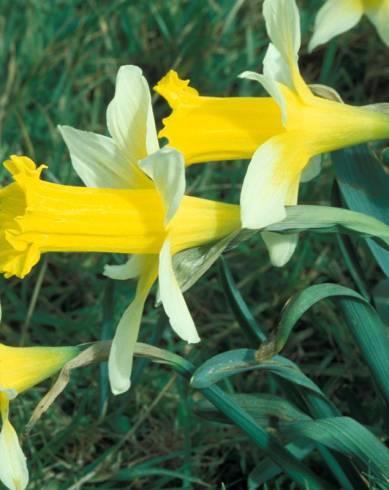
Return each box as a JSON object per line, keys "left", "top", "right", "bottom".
{"left": 308, "top": 0, "right": 363, "bottom": 52}
{"left": 59, "top": 125, "right": 149, "bottom": 189}
{"left": 159, "top": 240, "right": 200, "bottom": 343}
{"left": 263, "top": 43, "right": 293, "bottom": 90}
{"left": 365, "top": 1, "right": 389, "bottom": 47}
{"left": 104, "top": 255, "right": 142, "bottom": 281}
{"left": 263, "top": 0, "right": 300, "bottom": 64}
{"left": 140, "top": 147, "right": 185, "bottom": 223}
{"left": 0, "top": 394, "right": 28, "bottom": 490}
{"left": 261, "top": 232, "right": 299, "bottom": 267}
{"left": 106, "top": 65, "right": 159, "bottom": 163}
{"left": 108, "top": 256, "right": 158, "bottom": 395}
{"left": 240, "top": 133, "right": 308, "bottom": 229}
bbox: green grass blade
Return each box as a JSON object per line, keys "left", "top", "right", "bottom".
{"left": 219, "top": 257, "right": 267, "bottom": 345}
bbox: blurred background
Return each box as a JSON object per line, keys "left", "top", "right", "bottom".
{"left": 0, "top": 0, "right": 388, "bottom": 488}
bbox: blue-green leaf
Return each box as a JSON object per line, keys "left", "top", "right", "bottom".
{"left": 333, "top": 145, "right": 389, "bottom": 276}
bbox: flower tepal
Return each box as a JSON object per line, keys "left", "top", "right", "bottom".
{"left": 309, "top": 0, "right": 389, "bottom": 51}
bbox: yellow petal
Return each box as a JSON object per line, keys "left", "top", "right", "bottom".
{"left": 155, "top": 70, "right": 283, "bottom": 164}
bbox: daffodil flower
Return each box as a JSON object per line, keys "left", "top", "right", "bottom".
{"left": 309, "top": 0, "right": 389, "bottom": 51}
{"left": 155, "top": 0, "right": 389, "bottom": 265}
{"left": 0, "top": 343, "right": 78, "bottom": 490}
{"left": 56, "top": 66, "right": 240, "bottom": 394}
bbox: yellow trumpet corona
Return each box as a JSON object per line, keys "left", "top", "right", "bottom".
{"left": 0, "top": 155, "right": 240, "bottom": 279}
{"left": 155, "top": 71, "right": 283, "bottom": 164}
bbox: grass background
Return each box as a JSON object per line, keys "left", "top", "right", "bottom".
{"left": 0, "top": 0, "right": 388, "bottom": 488}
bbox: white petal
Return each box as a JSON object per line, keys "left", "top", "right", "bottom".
{"left": 59, "top": 125, "right": 148, "bottom": 189}
{"left": 104, "top": 255, "right": 142, "bottom": 280}
{"left": 239, "top": 70, "right": 287, "bottom": 125}
{"left": 365, "top": 1, "right": 389, "bottom": 47}
{"left": 300, "top": 155, "right": 323, "bottom": 183}
{"left": 108, "top": 256, "right": 158, "bottom": 395}
{"left": 263, "top": 0, "right": 301, "bottom": 63}
{"left": 262, "top": 232, "right": 299, "bottom": 267}
{"left": 159, "top": 240, "right": 200, "bottom": 343}
{"left": 263, "top": 43, "right": 293, "bottom": 89}
{"left": 0, "top": 396, "right": 28, "bottom": 490}
{"left": 240, "top": 133, "right": 308, "bottom": 229}
{"left": 140, "top": 147, "right": 186, "bottom": 223}
{"left": 106, "top": 65, "right": 159, "bottom": 164}
{"left": 308, "top": 0, "right": 363, "bottom": 52}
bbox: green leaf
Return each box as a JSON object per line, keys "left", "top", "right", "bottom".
{"left": 248, "top": 441, "right": 315, "bottom": 489}
{"left": 195, "top": 393, "right": 311, "bottom": 426}
{"left": 201, "top": 385, "right": 333, "bottom": 490}
{"left": 191, "top": 349, "right": 326, "bottom": 398}
{"left": 255, "top": 283, "right": 389, "bottom": 406}
{"left": 333, "top": 145, "right": 389, "bottom": 276}
{"left": 280, "top": 417, "right": 389, "bottom": 483}
{"left": 219, "top": 257, "right": 267, "bottom": 345}
{"left": 373, "top": 279, "right": 389, "bottom": 325}
{"left": 265, "top": 205, "right": 389, "bottom": 250}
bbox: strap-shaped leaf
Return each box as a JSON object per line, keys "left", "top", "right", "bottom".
{"left": 333, "top": 145, "right": 389, "bottom": 276}
{"left": 266, "top": 205, "right": 389, "bottom": 250}
{"left": 280, "top": 418, "right": 389, "bottom": 483}
{"left": 256, "top": 284, "right": 389, "bottom": 406}
{"left": 191, "top": 349, "right": 327, "bottom": 399}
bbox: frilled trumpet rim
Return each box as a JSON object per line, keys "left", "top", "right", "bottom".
{"left": 0, "top": 155, "right": 241, "bottom": 279}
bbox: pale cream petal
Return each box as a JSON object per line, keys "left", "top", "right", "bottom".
{"left": 159, "top": 240, "right": 200, "bottom": 344}
{"left": 104, "top": 255, "right": 142, "bottom": 280}
{"left": 308, "top": 0, "right": 363, "bottom": 52}
{"left": 263, "top": 0, "right": 301, "bottom": 63}
{"left": 365, "top": 0, "right": 389, "bottom": 47}
{"left": 59, "top": 125, "right": 148, "bottom": 189}
{"left": 140, "top": 147, "right": 186, "bottom": 223}
{"left": 261, "top": 232, "right": 299, "bottom": 267}
{"left": 108, "top": 256, "right": 158, "bottom": 395}
{"left": 263, "top": 43, "right": 293, "bottom": 90}
{"left": 0, "top": 394, "right": 28, "bottom": 490}
{"left": 240, "top": 133, "right": 308, "bottom": 229}
{"left": 106, "top": 65, "right": 159, "bottom": 163}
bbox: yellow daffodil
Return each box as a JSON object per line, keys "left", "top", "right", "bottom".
{"left": 0, "top": 342, "right": 78, "bottom": 490}
{"left": 58, "top": 66, "right": 240, "bottom": 394}
{"left": 155, "top": 0, "right": 389, "bottom": 265}
{"left": 309, "top": 0, "right": 389, "bottom": 51}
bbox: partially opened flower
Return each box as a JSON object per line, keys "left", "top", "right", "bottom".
{"left": 0, "top": 343, "right": 78, "bottom": 490}
{"left": 309, "top": 0, "right": 389, "bottom": 51}
{"left": 155, "top": 0, "right": 389, "bottom": 265}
